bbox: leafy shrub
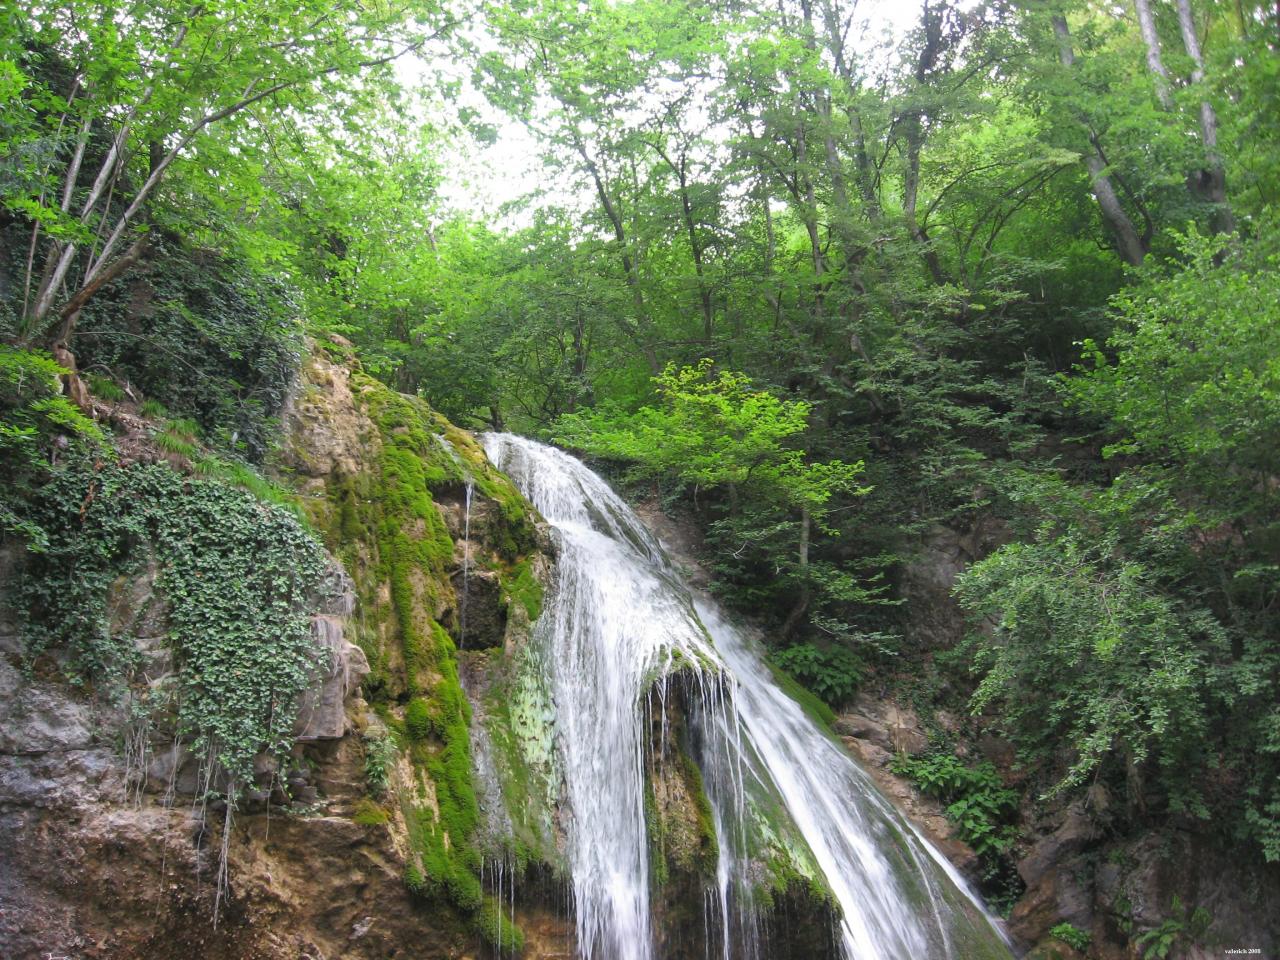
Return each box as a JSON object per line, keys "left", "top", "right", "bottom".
{"left": 1050, "top": 922, "right": 1091, "bottom": 952}
{"left": 770, "top": 643, "right": 864, "bottom": 708}
{"left": 891, "top": 752, "right": 1018, "bottom": 862}
{"left": 954, "top": 479, "right": 1219, "bottom": 815}
{"left": 363, "top": 730, "right": 398, "bottom": 796}
{"left": 76, "top": 234, "right": 303, "bottom": 461}
{"left": 1134, "top": 896, "right": 1211, "bottom": 959}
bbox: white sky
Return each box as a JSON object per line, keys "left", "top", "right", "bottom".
{"left": 407, "top": 0, "right": 927, "bottom": 228}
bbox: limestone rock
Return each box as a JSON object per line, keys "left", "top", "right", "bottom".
{"left": 0, "top": 656, "right": 96, "bottom": 757}
{"left": 294, "top": 614, "right": 370, "bottom": 741}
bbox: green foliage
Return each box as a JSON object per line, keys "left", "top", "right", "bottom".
{"left": 1070, "top": 226, "right": 1280, "bottom": 483}
{"left": 2, "top": 0, "right": 458, "bottom": 348}
{"left": 4, "top": 0, "right": 1277, "bottom": 943}
{"left": 954, "top": 224, "right": 1280, "bottom": 859}
{"left": 363, "top": 730, "right": 398, "bottom": 798}
{"left": 890, "top": 752, "right": 1018, "bottom": 863}
{"left": 557, "top": 360, "right": 865, "bottom": 513}
{"left": 78, "top": 237, "right": 304, "bottom": 461}
{"left": 1049, "top": 922, "right": 1091, "bottom": 952}
{"left": 15, "top": 456, "right": 328, "bottom": 792}
{"left": 0, "top": 346, "right": 103, "bottom": 548}
{"left": 194, "top": 454, "right": 302, "bottom": 514}
{"left": 559, "top": 360, "right": 810, "bottom": 486}
{"left": 769, "top": 643, "right": 863, "bottom": 708}
{"left": 1133, "top": 896, "right": 1212, "bottom": 959}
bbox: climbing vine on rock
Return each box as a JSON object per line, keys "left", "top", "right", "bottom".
{"left": 17, "top": 454, "right": 328, "bottom": 793}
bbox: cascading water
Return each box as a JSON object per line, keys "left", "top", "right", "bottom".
{"left": 481, "top": 433, "right": 1012, "bottom": 960}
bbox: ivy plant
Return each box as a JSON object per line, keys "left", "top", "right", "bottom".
{"left": 16, "top": 455, "right": 329, "bottom": 794}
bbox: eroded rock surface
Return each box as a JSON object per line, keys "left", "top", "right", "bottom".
{"left": 0, "top": 344, "right": 567, "bottom": 959}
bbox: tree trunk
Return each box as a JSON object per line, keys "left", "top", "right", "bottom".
{"left": 1053, "top": 15, "right": 1148, "bottom": 266}
{"left": 1174, "top": 0, "right": 1236, "bottom": 236}
{"left": 780, "top": 504, "right": 812, "bottom": 642}
{"left": 816, "top": 0, "right": 884, "bottom": 222}
{"left": 902, "top": 2, "right": 949, "bottom": 285}
{"left": 574, "top": 137, "right": 662, "bottom": 373}
{"left": 903, "top": 116, "right": 947, "bottom": 285}
{"left": 1133, "top": 0, "right": 1175, "bottom": 109}
{"left": 656, "top": 144, "right": 715, "bottom": 343}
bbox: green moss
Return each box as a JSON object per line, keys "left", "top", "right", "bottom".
{"left": 398, "top": 622, "right": 489, "bottom": 930}
{"left": 405, "top": 697, "right": 435, "bottom": 740}
{"left": 726, "top": 762, "right": 832, "bottom": 913}
{"left": 502, "top": 554, "right": 544, "bottom": 621}
{"left": 766, "top": 660, "right": 837, "bottom": 731}
{"left": 353, "top": 798, "right": 390, "bottom": 826}
{"left": 645, "top": 777, "right": 670, "bottom": 888}
{"left": 678, "top": 750, "right": 720, "bottom": 874}
{"left": 480, "top": 647, "right": 562, "bottom": 869}
{"left": 336, "top": 476, "right": 366, "bottom": 541}
{"left": 474, "top": 896, "right": 526, "bottom": 952}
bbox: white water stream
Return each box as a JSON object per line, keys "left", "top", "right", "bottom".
{"left": 481, "top": 433, "right": 1012, "bottom": 960}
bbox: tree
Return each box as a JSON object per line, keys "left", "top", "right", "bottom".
{"left": 3, "top": 0, "right": 460, "bottom": 357}
{"left": 556, "top": 359, "right": 867, "bottom": 634}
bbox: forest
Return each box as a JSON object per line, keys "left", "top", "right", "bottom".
{"left": 2, "top": 0, "right": 1279, "bottom": 957}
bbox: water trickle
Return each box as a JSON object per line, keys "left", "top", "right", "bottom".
{"left": 481, "top": 433, "right": 1012, "bottom": 960}
{"left": 460, "top": 477, "right": 474, "bottom": 644}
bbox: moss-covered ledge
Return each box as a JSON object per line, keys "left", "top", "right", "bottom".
{"left": 278, "top": 340, "right": 551, "bottom": 953}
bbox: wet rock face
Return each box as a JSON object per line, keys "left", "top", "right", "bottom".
{"left": 834, "top": 697, "right": 983, "bottom": 882}
{"left": 452, "top": 567, "right": 507, "bottom": 650}
{"left": 0, "top": 536, "right": 426, "bottom": 960}
{"left": 296, "top": 566, "right": 369, "bottom": 741}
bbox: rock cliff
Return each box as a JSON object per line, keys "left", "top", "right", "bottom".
{"left": 0, "top": 342, "right": 568, "bottom": 959}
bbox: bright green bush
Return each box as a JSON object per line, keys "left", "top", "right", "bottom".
{"left": 770, "top": 643, "right": 864, "bottom": 708}
{"left": 363, "top": 730, "right": 397, "bottom": 797}
{"left": 1050, "top": 922, "right": 1091, "bottom": 952}
{"left": 890, "top": 752, "right": 1017, "bottom": 862}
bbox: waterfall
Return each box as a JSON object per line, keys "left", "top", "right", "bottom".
{"left": 481, "top": 433, "right": 1012, "bottom": 960}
